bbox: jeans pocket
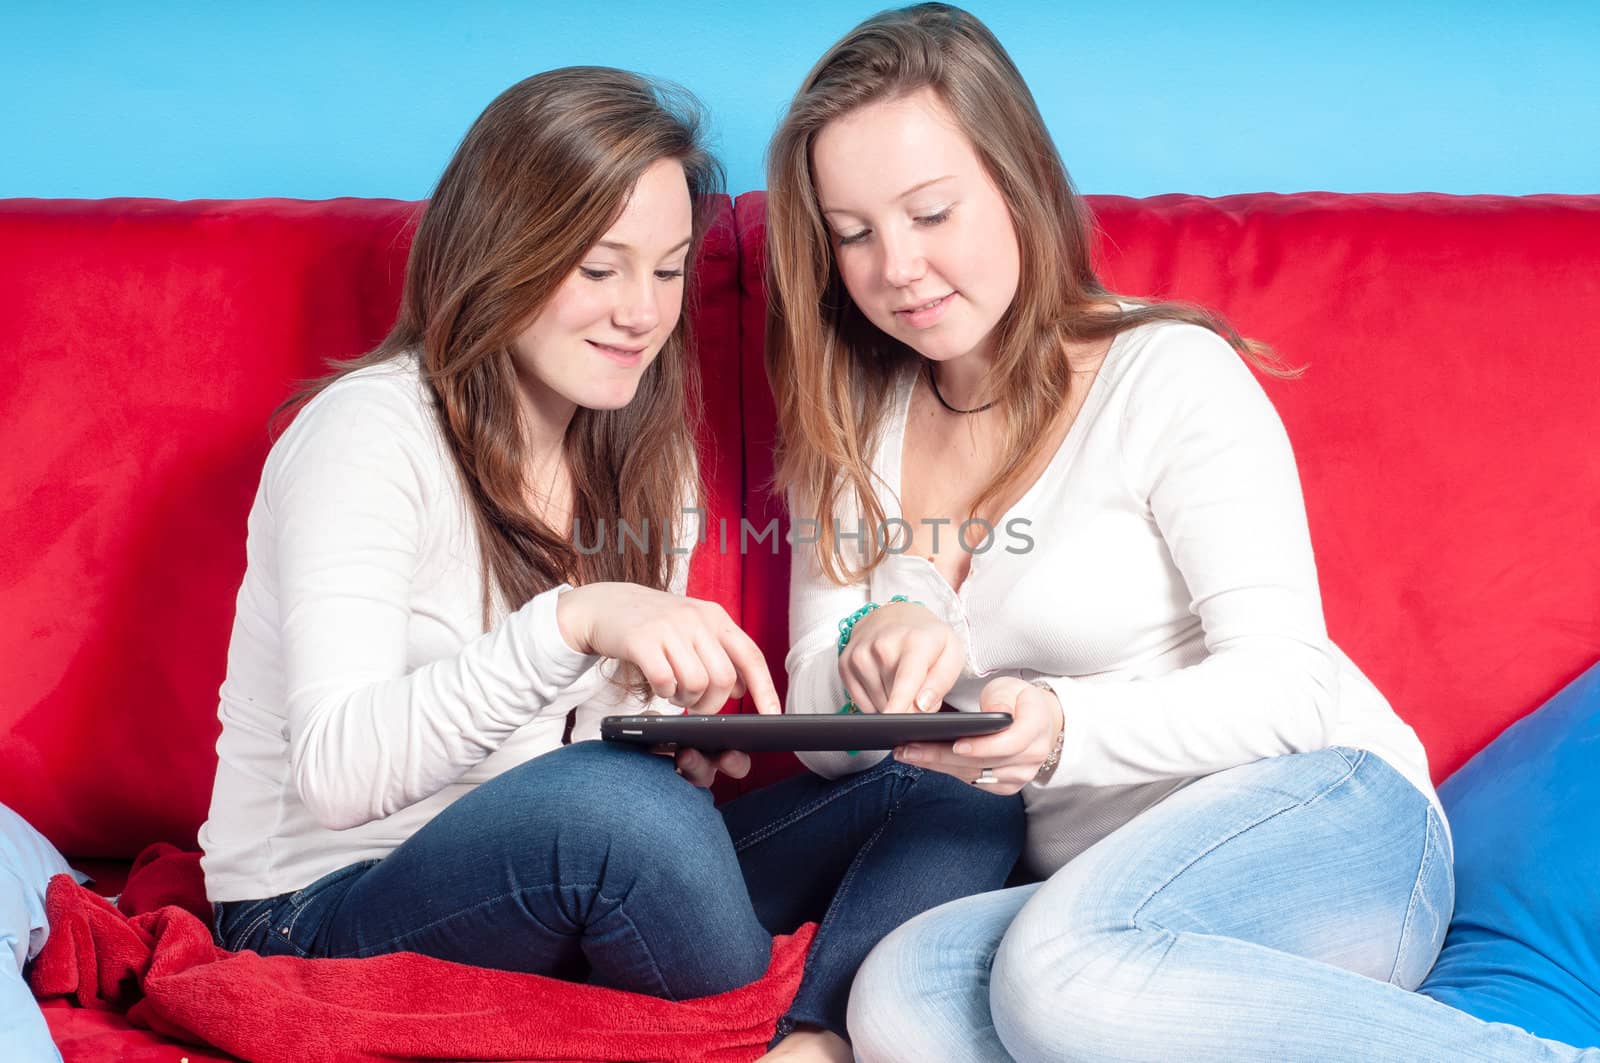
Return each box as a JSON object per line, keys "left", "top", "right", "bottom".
{"left": 214, "top": 897, "right": 278, "bottom": 953}
{"left": 216, "top": 860, "right": 378, "bottom": 958}
{"left": 1390, "top": 806, "right": 1454, "bottom": 989}
{"left": 279, "top": 860, "right": 379, "bottom": 957}
{"left": 1327, "top": 745, "right": 1365, "bottom": 770}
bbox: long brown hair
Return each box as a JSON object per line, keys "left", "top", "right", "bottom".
{"left": 765, "top": 3, "right": 1289, "bottom": 584}
{"left": 285, "top": 68, "right": 722, "bottom": 637}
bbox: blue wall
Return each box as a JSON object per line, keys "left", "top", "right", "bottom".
{"left": 5, "top": 1, "right": 1597, "bottom": 200}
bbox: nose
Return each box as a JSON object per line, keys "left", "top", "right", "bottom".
{"left": 880, "top": 230, "right": 926, "bottom": 289}
{"left": 613, "top": 274, "right": 662, "bottom": 333}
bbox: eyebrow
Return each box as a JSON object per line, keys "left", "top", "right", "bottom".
{"left": 596, "top": 236, "right": 692, "bottom": 254}
{"left": 820, "top": 175, "right": 956, "bottom": 217}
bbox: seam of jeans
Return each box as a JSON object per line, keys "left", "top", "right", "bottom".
{"left": 775, "top": 761, "right": 930, "bottom": 1037}
{"left": 355, "top": 881, "right": 682, "bottom": 998}
{"left": 217, "top": 899, "right": 274, "bottom": 950}
{"left": 1329, "top": 745, "right": 1361, "bottom": 770}
{"left": 352, "top": 881, "right": 601, "bottom": 958}
{"left": 269, "top": 894, "right": 319, "bottom": 957}
{"left": 276, "top": 930, "right": 314, "bottom": 958}
{"left": 784, "top": 805, "right": 899, "bottom": 1032}
{"left": 596, "top": 901, "right": 675, "bottom": 998}
{"left": 1131, "top": 747, "right": 1366, "bottom": 929}
{"left": 277, "top": 861, "right": 381, "bottom": 954}
{"left": 229, "top": 902, "right": 276, "bottom": 951}
{"left": 1387, "top": 802, "right": 1441, "bottom": 986}
{"left": 284, "top": 890, "right": 319, "bottom": 942}
{"left": 728, "top": 758, "right": 919, "bottom": 852}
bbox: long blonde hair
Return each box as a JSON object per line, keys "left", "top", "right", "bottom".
{"left": 766, "top": 3, "right": 1285, "bottom": 584}
{"left": 285, "top": 68, "right": 722, "bottom": 630}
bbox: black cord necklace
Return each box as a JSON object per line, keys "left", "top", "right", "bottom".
{"left": 925, "top": 360, "right": 995, "bottom": 414}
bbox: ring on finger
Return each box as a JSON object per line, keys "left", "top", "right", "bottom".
{"left": 973, "top": 767, "right": 999, "bottom": 786}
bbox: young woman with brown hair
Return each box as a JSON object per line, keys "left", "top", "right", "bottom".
{"left": 765, "top": 5, "right": 1596, "bottom": 1061}
{"left": 196, "top": 67, "right": 1022, "bottom": 1061}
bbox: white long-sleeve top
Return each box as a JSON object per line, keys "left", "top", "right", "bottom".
{"left": 199, "top": 357, "right": 689, "bottom": 902}
{"left": 785, "top": 321, "right": 1440, "bottom": 877}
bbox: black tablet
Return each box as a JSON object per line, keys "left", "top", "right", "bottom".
{"left": 600, "top": 712, "right": 1013, "bottom": 752}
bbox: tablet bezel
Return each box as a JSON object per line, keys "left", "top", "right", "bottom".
{"left": 599, "top": 711, "right": 1014, "bottom": 752}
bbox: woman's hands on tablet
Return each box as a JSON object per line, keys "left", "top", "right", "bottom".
{"left": 894, "top": 676, "right": 1064, "bottom": 795}
{"left": 838, "top": 600, "right": 965, "bottom": 715}
{"left": 559, "top": 584, "right": 777, "bottom": 790}
{"left": 557, "top": 583, "right": 781, "bottom": 716}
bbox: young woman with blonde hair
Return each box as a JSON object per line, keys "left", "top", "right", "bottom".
{"left": 765, "top": 5, "right": 1596, "bottom": 1060}
{"left": 198, "top": 67, "right": 1022, "bottom": 1061}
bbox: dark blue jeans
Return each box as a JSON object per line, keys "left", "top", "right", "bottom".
{"left": 213, "top": 741, "right": 1024, "bottom": 1039}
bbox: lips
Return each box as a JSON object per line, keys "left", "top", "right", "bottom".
{"left": 894, "top": 292, "right": 954, "bottom": 328}
{"left": 587, "top": 339, "right": 646, "bottom": 366}
{"left": 896, "top": 294, "right": 951, "bottom": 313}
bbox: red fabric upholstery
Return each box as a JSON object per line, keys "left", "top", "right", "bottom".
{"left": 0, "top": 197, "right": 744, "bottom": 861}
{"left": 1086, "top": 192, "right": 1600, "bottom": 779}
{"left": 38, "top": 1004, "right": 239, "bottom": 1063}
{"left": 734, "top": 190, "right": 1600, "bottom": 787}
{"left": 731, "top": 195, "right": 801, "bottom": 792}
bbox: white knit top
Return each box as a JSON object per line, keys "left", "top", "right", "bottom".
{"left": 784, "top": 321, "right": 1440, "bottom": 876}
{"left": 199, "top": 358, "right": 688, "bottom": 901}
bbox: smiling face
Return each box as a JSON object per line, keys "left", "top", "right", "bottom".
{"left": 810, "top": 87, "right": 1021, "bottom": 369}
{"left": 511, "top": 156, "right": 693, "bottom": 421}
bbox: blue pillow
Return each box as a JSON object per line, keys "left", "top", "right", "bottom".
{"left": 2, "top": 803, "right": 78, "bottom": 1063}
{"left": 1419, "top": 659, "right": 1600, "bottom": 1046}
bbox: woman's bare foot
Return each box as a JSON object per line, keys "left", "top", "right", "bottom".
{"left": 756, "top": 1025, "right": 853, "bottom": 1062}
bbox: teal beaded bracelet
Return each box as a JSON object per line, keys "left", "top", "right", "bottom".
{"left": 836, "top": 595, "right": 919, "bottom": 656}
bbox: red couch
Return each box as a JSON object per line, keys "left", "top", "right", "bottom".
{"left": 3, "top": 190, "right": 1598, "bottom": 1060}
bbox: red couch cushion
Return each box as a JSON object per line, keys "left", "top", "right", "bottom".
{"left": 0, "top": 196, "right": 743, "bottom": 861}
{"left": 734, "top": 190, "right": 1600, "bottom": 788}
{"left": 40, "top": 1004, "right": 238, "bottom": 1063}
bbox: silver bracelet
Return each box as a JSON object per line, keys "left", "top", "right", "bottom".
{"left": 1030, "top": 679, "right": 1066, "bottom": 781}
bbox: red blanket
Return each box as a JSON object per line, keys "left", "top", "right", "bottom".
{"left": 31, "top": 844, "right": 815, "bottom": 1063}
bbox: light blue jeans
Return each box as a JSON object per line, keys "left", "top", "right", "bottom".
{"left": 849, "top": 747, "right": 1600, "bottom": 1062}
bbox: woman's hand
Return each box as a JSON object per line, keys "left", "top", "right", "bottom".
{"left": 556, "top": 583, "right": 781, "bottom": 716}
{"left": 671, "top": 746, "right": 751, "bottom": 788}
{"left": 839, "top": 600, "right": 966, "bottom": 714}
{"left": 894, "top": 676, "right": 1064, "bottom": 795}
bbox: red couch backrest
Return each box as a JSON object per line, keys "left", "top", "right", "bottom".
{"left": 0, "top": 197, "right": 743, "bottom": 859}
{"left": 736, "top": 190, "right": 1600, "bottom": 790}
{"left": 5, "top": 192, "right": 1598, "bottom": 857}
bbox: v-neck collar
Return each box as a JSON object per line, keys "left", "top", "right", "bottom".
{"left": 878, "top": 329, "right": 1130, "bottom": 601}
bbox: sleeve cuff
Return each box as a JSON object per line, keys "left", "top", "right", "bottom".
{"left": 1029, "top": 674, "right": 1090, "bottom": 791}
{"left": 520, "top": 583, "right": 601, "bottom": 686}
